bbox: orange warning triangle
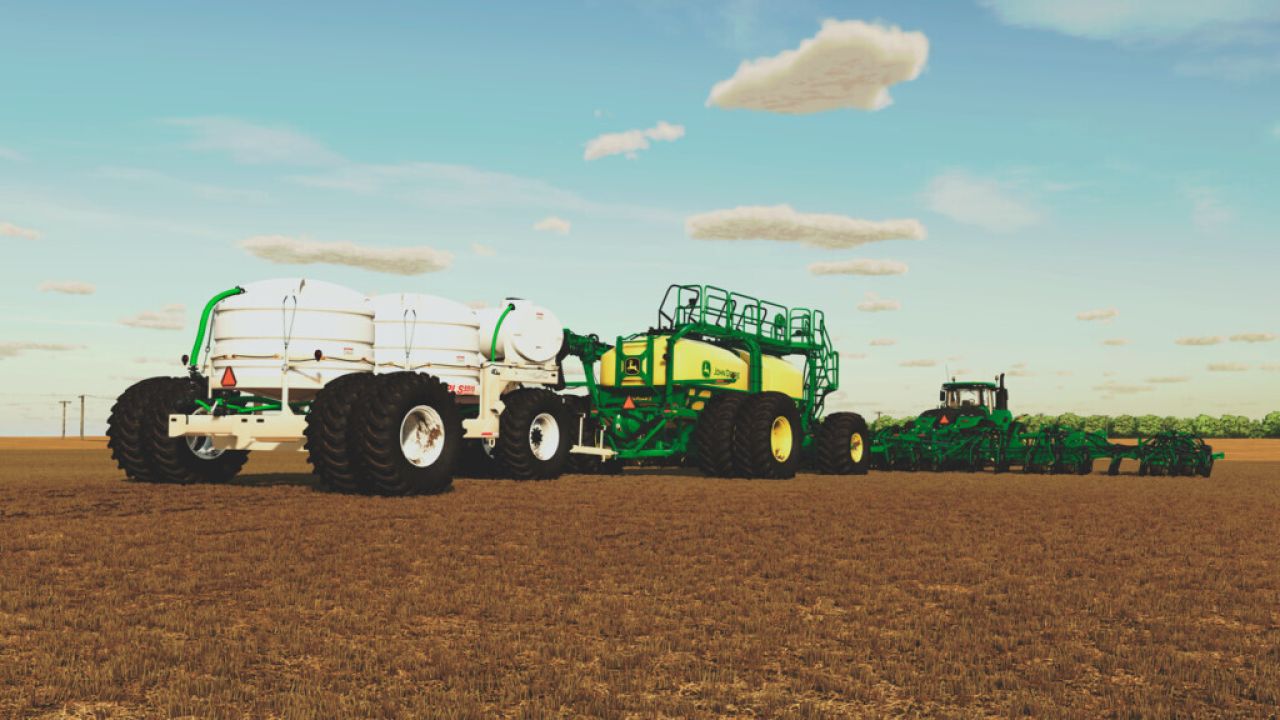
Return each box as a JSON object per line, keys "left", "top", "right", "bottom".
{"left": 622, "top": 396, "right": 636, "bottom": 410}
{"left": 939, "top": 415, "right": 949, "bottom": 425}
{"left": 220, "top": 366, "right": 237, "bottom": 388}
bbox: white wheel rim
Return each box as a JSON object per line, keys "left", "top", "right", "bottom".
{"left": 400, "top": 405, "right": 446, "bottom": 468}
{"left": 186, "top": 408, "right": 224, "bottom": 461}
{"left": 529, "top": 412, "right": 559, "bottom": 462}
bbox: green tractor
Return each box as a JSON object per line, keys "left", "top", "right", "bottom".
{"left": 870, "top": 376, "right": 1014, "bottom": 472}
{"left": 561, "top": 284, "right": 871, "bottom": 478}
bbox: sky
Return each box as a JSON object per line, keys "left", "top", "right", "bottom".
{"left": 2, "top": 0, "right": 1278, "bottom": 435}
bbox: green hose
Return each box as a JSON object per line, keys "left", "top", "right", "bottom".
{"left": 188, "top": 286, "right": 245, "bottom": 370}
{"left": 489, "top": 302, "right": 516, "bottom": 362}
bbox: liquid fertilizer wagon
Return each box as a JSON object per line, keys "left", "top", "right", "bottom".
{"left": 107, "top": 281, "right": 873, "bottom": 495}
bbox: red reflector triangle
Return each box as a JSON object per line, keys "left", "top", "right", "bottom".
{"left": 939, "top": 415, "right": 950, "bottom": 425}
{"left": 622, "top": 397, "right": 636, "bottom": 410}
{"left": 220, "top": 367, "right": 237, "bottom": 388}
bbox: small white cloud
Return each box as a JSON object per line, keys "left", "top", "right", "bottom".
{"left": 1147, "top": 375, "right": 1191, "bottom": 383}
{"left": 1056, "top": 370, "right": 1073, "bottom": 377}
{"left": 166, "top": 116, "right": 342, "bottom": 166}
{"left": 583, "top": 121, "right": 685, "bottom": 161}
{"left": 1186, "top": 187, "right": 1235, "bottom": 233}
{"left": 1094, "top": 382, "right": 1152, "bottom": 395}
{"left": 1101, "top": 338, "right": 1130, "bottom": 346}
{"left": 687, "top": 205, "right": 925, "bottom": 249}
{"left": 1077, "top": 307, "right": 1119, "bottom": 322}
{"left": 0, "top": 221, "right": 41, "bottom": 240}
{"left": 979, "top": 0, "right": 1280, "bottom": 43}
{"left": 0, "top": 342, "right": 83, "bottom": 359}
{"left": 856, "top": 291, "right": 900, "bottom": 313}
{"left": 900, "top": 359, "right": 936, "bottom": 368}
{"left": 1008, "top": 368, "right": 1034, "bottom": 377}
{"left": 1229, "top": 332, "right": 1276, "bottom": 343}
{"left": 869, "top": 338, "right": 896, "bottom": 347}
{"left": 1175, "top": 336, "right": 1224, "bottom": 346}
{"left": 808, "top": 258, "right": 908, "bottom": 276}
{"left": 533, "top": 216, "right": 572, "bottom": 234}
{"left": 924, "top": 171, "right": 1039, "bottom": 233}
{"left": 471, "top": 243, "right": 495, "bottom": 257}
{"left": 121, "top": 304, "right": 185, "bottom": 331}
{"left": 240, "top": 235, "right": 453, "bottom": 275}
{"left": 707, "top": 19, "right": 929, "bottom": 113}
{"left": 1262, "top": 363, "right": 1280, "bottom": 372}
{"left": 1208, "top": 362, "right": 1250, "bottom": 372}
{"left": 39, "top": 281, "right": 96, "bottom": 295}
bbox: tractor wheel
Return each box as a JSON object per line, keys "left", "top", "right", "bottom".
{"left": 813, "top": 412, "right": 871, "bottom": 475}
{"left": 732, "top": 392, "right": 802, "bottom": 479}
{"left": 111, "top": 376, "right": 249, "bottom": 484}
{"left": 493, "top": 388, "right": 570, "bottom": 480}
{"left": 1198, "top": 451, "right": 1215, "bottom": 478}
{"left": 304, "top": 372, "right": 375, "bottom": 492}
{"left": 691, "top": 393, "right": 746, "bottom": 477}
{"left": 107, "top": 376, "right": 176, "bottom": 482}
{"left": 357, "top": 372, "right": 461, "bottom": 495}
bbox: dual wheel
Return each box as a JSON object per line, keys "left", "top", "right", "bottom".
{"left": 691, "top": 391, "right": 869, "bottom": 479}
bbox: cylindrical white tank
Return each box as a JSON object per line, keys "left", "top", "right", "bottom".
{"left": 371, "top": 293, "right": 483, "bottom": 396}
{"left": 476, "top": 299, "right": 564, "bottom": 365}
{"left": 209, "top": 278, "right": 374, "bottom": 399}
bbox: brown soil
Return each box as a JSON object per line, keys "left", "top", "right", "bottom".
{"left": 2, "top": 450, "right": 1278, "bottom": 718}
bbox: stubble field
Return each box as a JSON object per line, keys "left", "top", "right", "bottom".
{"left": 1, "top": 445, "right": 1278, "bottom": 719}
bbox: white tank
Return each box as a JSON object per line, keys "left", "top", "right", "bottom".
{"left": 371, "top": 293, "right": 483, "bottom": 396}
{"left": 209, "top": 278, "right": 374, "bottom": 399}
{"left": 476, "top": 298, "right": 564, "bottom": 365}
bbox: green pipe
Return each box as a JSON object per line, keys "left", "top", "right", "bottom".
{"left": 188, "top": 286, "right": 245, "bottom": 370}
{"left": 489, "top": 302, "right": 516, "bottom": 362}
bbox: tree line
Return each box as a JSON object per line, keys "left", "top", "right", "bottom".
{"left": 869, "top": 411, "right": 1280, "bottom": 439}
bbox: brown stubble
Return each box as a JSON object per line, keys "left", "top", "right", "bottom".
{"left": 1, "top": 450, "right": 1278, "bottom": 718}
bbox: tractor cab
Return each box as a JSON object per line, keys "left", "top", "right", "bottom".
{"left": 939, "top": 374, "right": 1008, "bottom": 413}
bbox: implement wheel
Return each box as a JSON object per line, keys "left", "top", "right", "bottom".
{"left": 691, "top": 393, "right": 745, "bottom": 477}
{"left": 357, "top": 372, "right": 461, "bottom": 495}
{"left": 732, "top": 392, "right": 802, "bottom": 479}
{"left": 305, "top": 372, "right": 375, "bottom": 492}
{"left": 813, "top": 412, "right": 871, "bottom": 475}
{"left": 494, "top": 388, "right": 570, "bottom": 480}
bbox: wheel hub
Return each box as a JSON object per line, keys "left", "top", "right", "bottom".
{"left": 400, "top": 405, "right": 446, "bottom": 468}
{"left": 529, "top": 412, "right": 560, "bottom": 462}
{"left": 770, "top": 416, "right": 793, "bottom": 462}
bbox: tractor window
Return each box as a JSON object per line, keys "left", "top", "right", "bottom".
{"left": 946, "top": 388, "right": 991, "bottom": 411}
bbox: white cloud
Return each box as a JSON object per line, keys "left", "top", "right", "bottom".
{"left": 808, "top": 258, "right": 908, "bottom": 276}
{"left": 1229, "top": 332, "right": 1276, "bottom": 343}
{"left": 856, "top": 292, "right": 900, "bottom": 313}
{"left": 533, "top": 216, "right": 572, "bottom": 234}
{"left": 120, "top": 304, "right": 185, "bottom": 331}
{"left": 869, "top": 338, "right": 896, "bottom": 347}
{"left": 1208, "top": 362, "right": 1250, "bottom": 372}
{"left": 1186, "top": 187, "right": 1235, "bottom": 233}
{"left": 1263, "top": 363, "right": 1280, "bottom": 372}
{"left": 707, "top": 19, "right": 928, "bottom": 113}
{"left": 583, "top": 121, "right": 685, "bottom": 161}
{"left": 39, "top": 281, "right": 95, "bottom": 295}
{"left": 1175, "top": 336, "right": 1224, "bottom": 346}
{"left": 1, "top": 221, "right": 41, "bottom": 240}
{"left": 1076, "top": 307, "right": 1119, "bottom": 322}
{"left": 687, "top": 205, "right": 925, "bottom": 249}
{"left": 1101, "top": 338, "right": 1130, "bottom": 346}
{"left": 924, "top": 171, "right": 1039, "bottom": 233}
{"left": 1094, "top": 382, "right": 1152, "bottom": 395}
{"left": 471, "top": 243, "right": 495, "bottom": 257}
{"left": 900, "top": 359, "right": 936, "bottom": 368}
{"left": 166, "top": 116, "right": 342, "bottom": 166}
{"left": 0, "top": 342, "right": 83, "bottom": 359}
{"left": 240, "top": 235, "right": 453, "bottom": 276}
{"left": 979, "top": 0, "right": 1280, "bottom": 43}
{"left": 1147, "top": 375, "right": 1191, "bottom": 383}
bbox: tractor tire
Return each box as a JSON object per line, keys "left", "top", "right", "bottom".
{"left": 107, "top": 376, "right": 175, "bottom": 482}
{"left": 357, "top": 372, "right": 461, "bottom": 495}
{"left": 732, "top": 392, "right": 802, "bottom": 479}
{"left": 493, "top": 388, "right": 570, "bottom": 480}
{"left": 110, "top": 376, "right": 249, "bottom": 484}
{"left": 304, "top": 372, "right": 375, "bottom": 492}
{"left": 813, "top": 412, "right": 871, "bottom": 475}
{"left": 691, "top": 393, "right": 746, "bottom": 477}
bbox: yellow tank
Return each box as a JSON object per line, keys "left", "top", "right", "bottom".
{"left": 738, "top": 351, "right": 805, "bottom": 400}
{"left": 600, "top": 336, "right": 747, "bottom": 391}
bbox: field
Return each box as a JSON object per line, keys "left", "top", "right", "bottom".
{"left": 2, "top": 444, "right": 1278, "bottom": 719}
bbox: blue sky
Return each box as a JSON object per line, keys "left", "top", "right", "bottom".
{"left": 2, "top": 0, "right": 1278, "bottom": 434}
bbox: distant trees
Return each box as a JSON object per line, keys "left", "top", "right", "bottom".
{"left": 859, "top": 410, "right": 1279, "bottom": 438}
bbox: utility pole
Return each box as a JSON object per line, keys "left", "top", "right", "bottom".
{"left": 78, "top": 394, "right": 86, "bottom": 439}
{"left": 59, "top": 400, "right": 71, "bottom": 439}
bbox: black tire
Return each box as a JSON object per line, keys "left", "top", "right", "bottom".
{"left": 357, "top": 372, "right": 461, "bottom": 495}
{"left": 813, "top": 412, "right": 871, "bottom": 475}
{"left": 493, "top": 388, "right": 570, "bottom": 480}
{"left": 304, "top": 372, "right": 375, "bottom": 492}
{"left": 107, "top": 376, "right": 174, "bottom": 482}
{"left": 112, "top": 376, "right": 249, "bottom": 484}
{"left": 732, "top": 392, "right": 802, "bottom": 479}
{"left": 691, "top": 393, "right": 746, "bottom": 477}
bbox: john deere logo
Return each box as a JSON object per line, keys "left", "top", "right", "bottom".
{"left": 701, "top": 360, "right": 712, "bottom": 378}
{"left": 624, "top": 358, "right": 642, "bottom": 376}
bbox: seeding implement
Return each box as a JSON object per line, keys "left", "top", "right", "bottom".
{"left": 871, "top": 377, "right": 1223, "bottom": 476}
